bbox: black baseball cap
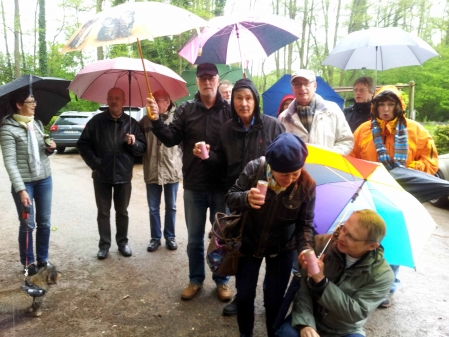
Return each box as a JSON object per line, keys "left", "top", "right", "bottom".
{"left": 196, "top": 63, "right": 218, "bottom": 77}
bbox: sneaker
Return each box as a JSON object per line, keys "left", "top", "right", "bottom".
{"left": 181, "top": 283, "right": 202, "bottom": 300}
{"left": 378, "top": 293, "right": 394, "bottom": 308}
{"left": 23, "top": 263, "right": 38, "bottom": 276}
{"left": 217, "top": 284, "right": 233, "bottom": 302}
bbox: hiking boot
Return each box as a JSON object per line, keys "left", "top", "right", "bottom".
{"left": 378, "top": 293, "right": 394, "bottom": 308}
{"left": 181, "top": 283, "right": 202, "bottom": 300}
{"left": 217, "top": 284, "right": 233, "bottom": 301}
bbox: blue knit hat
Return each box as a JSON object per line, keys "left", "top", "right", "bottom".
{"left": 265, "top": 133, "right": 308, "bottom": 173}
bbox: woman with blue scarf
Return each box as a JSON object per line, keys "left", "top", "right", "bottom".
{"left": 350, "top": 85, "right": 438, "bottom": 308}
{"left": 0, "top": 89, "right": 56, "bottom": 276}
{"left": 350, "top": 85, "right": 438, "bottom": 175}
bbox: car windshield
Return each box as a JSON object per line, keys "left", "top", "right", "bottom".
{"left": 55, "top": 116, "right": 89, "bottom": 126}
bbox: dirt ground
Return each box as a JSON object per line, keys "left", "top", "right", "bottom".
{"left": 0, "top": 149, "right": 448, "bottom": 337}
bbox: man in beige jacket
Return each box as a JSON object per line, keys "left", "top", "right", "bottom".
{"left": 139, "top": 90, "right": 182, "bottom": 252}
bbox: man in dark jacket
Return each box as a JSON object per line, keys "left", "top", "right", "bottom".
{"left": 146, "top": 63, "right": 233, "bottom": 302}
{"left": 205, "top": 78, "right": 285, "bottom": 316}
{"left": 77, "top": 87, "right": 146, "bottom": 260}
{"left": 343, "top": 76, "right": 375, "bottom": 133}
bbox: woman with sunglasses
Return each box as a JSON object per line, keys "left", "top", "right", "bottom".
{"left": 0, "top": 89, "right": 57, "bottom": 276}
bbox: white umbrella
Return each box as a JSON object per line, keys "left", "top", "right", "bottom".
{"left": 321, "top": 27, "right": 438, "bottom": 76}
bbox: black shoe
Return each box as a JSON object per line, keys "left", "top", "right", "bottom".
{"left": 222, "top": 298, "right": 237, "bottom": 316}
{"left": 37, "top": 260, "right": 53, "bottom": 269}
{"left": 97, "top": 249, "right": 109, "bottom": 260}
{"left": 118, "top": 245, "right": 132, "bottom": 257}
{"left": 240, "top": 333, "right": 253, "bottom": 337}
{"left": 147, "top": 239, "right": 161, "bottom": 252}
{"left": 166, "top": 238, "right": 178, "bottom": 250}
{"left": 23, "top": 263, "right": 38, "bottom": 276}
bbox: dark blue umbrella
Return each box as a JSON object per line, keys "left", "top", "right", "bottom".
{"left": 0, "top": 75, "right": 71, "bottom": 125}
{"left": 262, "top": 75, "right": 344, "bottom": 117}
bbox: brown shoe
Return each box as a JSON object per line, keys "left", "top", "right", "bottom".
{"left": 217, "top": 284, "right": 232, "bottom": 302}
{"left": 181, "top": 283, "right": 202, "bottom": 300}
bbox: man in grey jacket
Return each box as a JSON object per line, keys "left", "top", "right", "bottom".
{"left": 276, "top": 209, "right": 394, "bottom": 337}
{"left": 139, "top": 90, "right": 182, "bottom": 252}
{"left": 278, "top": 70, "right": 353, "bottom": 155}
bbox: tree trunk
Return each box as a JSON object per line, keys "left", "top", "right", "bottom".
{"left": 299, "top": 0, "right": 309, "bottom": 68}
{"left": 97, "top": 0, "right": 104, "bottom": 60}
{"left": 13, "top": 0, "right": 20, "bottom": 78}
{"left": 0, "top": 0, "right": 12, "bottom": 81}
{"left": 38, "top": 0, "right": 48, "bottom": 76}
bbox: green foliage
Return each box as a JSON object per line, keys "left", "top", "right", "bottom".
{"left": 434, "top": 124, "right": 449, "bottom": 154}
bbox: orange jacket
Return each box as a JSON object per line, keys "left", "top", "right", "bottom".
{"left": 350, "top": 118, "right": 438, "bottom": 174}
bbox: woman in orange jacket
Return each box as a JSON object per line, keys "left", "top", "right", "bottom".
{"left": 350, "top": 85, "right": 438, "bottom": 175}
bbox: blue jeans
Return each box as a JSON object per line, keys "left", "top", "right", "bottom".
{"left": 236, "top": 250, "right": 294, "bottom": 337}
{"left": 275, "top": 314, "right": 364, "bottom": 337}
{"left": 390, "top": 264, "right": 400, "bottom": 293}
{"left": 146, "top": 182, "right": 178, "bottom": 240}
{"left": 11, "top": 176, "right": 52, "bottom": 265}
{"left": 184, "top": 189, "right": 229, "bottom": 285}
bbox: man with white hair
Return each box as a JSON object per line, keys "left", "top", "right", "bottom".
{"left": 278, "top": 70, "right": 353, "bottom": 155}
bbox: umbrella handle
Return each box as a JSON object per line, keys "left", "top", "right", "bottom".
{"left": 137, "top": 38, "right": 156, "bottom": 120}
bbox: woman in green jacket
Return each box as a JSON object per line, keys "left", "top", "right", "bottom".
{"left": 0, "top": 89, "right": 56, "bottom": 275}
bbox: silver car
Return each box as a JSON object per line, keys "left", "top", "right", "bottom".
{"left": 50, "top": 111, "right": 99, "bottom": 153}
{"left": 430, "top": 153, "right": 449, "bottom": 207}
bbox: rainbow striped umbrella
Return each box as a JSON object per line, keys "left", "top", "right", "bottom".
{"left": 305, "top": 145, "right": 436, "bottom": 268}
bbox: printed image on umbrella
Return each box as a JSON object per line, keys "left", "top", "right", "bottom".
{"left": 321, "top": 27, "right": 438, "bottom": 81}
{"left": 0, "top": 75, "right": 71, "bottom": 125}
{"left": 305, "top": 145, "right": 436, "bottom": 268}
{"left": 61, "top": 2, "right": 207, "bottom": 53}
{"left": 69, "top": 57, "right": 188, "bottom": 106}
{"left": 178, "top": 14, "right": 301, "bottom": 66}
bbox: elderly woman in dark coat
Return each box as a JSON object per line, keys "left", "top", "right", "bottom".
{"left": 226, "top": 133, "right": 316, "bottom": 337}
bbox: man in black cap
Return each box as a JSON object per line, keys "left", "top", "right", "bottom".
{"left": 146, "top": 63, "right": 233, "bottom": 302}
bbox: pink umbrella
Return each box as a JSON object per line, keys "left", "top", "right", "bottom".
{"left": 69, "top": 57, "right": 188, "bottom": 106}
{"left": 178, "top": 14, "right": 301, "bottom": 67}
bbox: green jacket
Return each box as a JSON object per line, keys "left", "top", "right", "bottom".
{"left": 0, "top": 117, "right": 52, "bottom": 192}
{"left": 291, "top": 233, "right": 394, "bottom": 337}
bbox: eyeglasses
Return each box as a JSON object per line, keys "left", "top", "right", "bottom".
{"left": 292, "top": 81, "right": 314, "bottom": 88}
{"left": 23, "top": 100, "right": 37, "bottom": 105}
{"left": 339, "top": 225, "right": 376, "bottom": 243}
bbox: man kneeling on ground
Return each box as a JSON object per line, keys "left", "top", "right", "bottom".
{"left": 276, "top": 209, "right": 394, "bottom": 337}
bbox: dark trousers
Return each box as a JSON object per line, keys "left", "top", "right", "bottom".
{"left": 236, "top": 250, "right": 295, "bottom": 337}
{"left": 93, "top": 180, "right": 131, "bottom": 249}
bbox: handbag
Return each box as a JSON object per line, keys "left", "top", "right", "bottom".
{"left": 206, "top": 156, "right": 266, "bottom": 276}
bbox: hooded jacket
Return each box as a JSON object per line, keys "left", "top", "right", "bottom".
{"left": 278, "top": 94, "right": 354, "bottom": 155}
{"left": 343, "top": 102, "right": 372, "bottom": 133}
{"left": 226, "top": 157, "right": 315, "bottom": 257}
{"left": 291, "top": 233, "right": 394, "bottom": 337}
{"left": 77, "top": 110, "right": 146, "bottom": 184}
{"left": 151, "top": 90, "right": 232, "bottom": 191}
{"left": 208, "top": 78, "right": 285, "bottom": 190}
{"left": 0, "top": 117, "right": 52, "bottom": 192}
{"left": 350, "top": 118, "right": 438, "bottom": 174}
{"left": 139, "top": 103, "right": 182, "bottom": 185}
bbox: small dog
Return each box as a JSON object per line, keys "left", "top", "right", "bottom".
{"left": 0, "top": 265, "right": 60, "bottom": 317}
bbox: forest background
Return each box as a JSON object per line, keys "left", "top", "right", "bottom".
{"left": 1, "top": 0, "right": 449, "bottom": 129}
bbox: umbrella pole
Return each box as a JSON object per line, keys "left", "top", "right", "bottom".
{"left": 136, "top": 38, "right": 156, "bottom": 120}
{"left": 235, "top": 25, "right": 247, "bottom": 79}
{"left": 375, "top": 46, "right": 378, "bottom": 86}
